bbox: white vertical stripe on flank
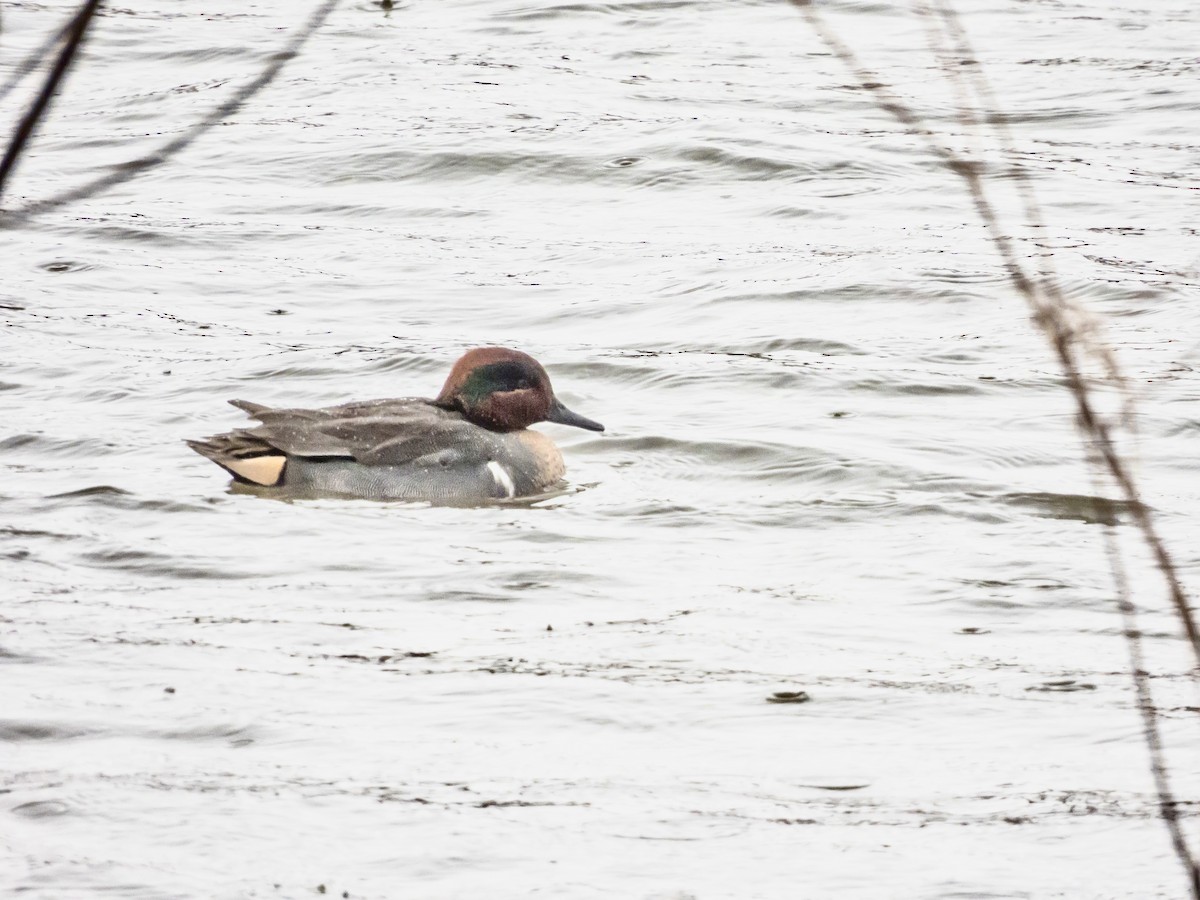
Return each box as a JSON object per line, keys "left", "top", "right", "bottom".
{"left": 487, "top": 461, "right": 516, "bottom": 498}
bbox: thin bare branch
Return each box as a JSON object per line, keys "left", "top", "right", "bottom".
{"left": 0, "top": 0, "right": 103, "bottom": 203}
{"left": 0, "top": 6, "right": 78, "bottom": 104}
{"left": 1097, "top": 466, "right": 1200, "bottom": 897}
{"left": 922, "top": 0, "right": 1136, "bottom": 435}
{"left": 791, "top": 1, "right": 1200, "bottom": 892}
{"left": 0, "top": 0, "right": 341, "bottom": 226}
{"left": 788, "top": 0, "right": 1200, "bottom": 664}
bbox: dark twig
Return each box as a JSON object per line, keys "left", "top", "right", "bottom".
{"left": 0, "top": 7, "right": 78, "bottom": 104}
{"left": 1096, "top": 463, "right": 1200, "bottom": 898}
{"left": 0, "top": 0, "right": 103, "bottom": 203}
{"left": 790, "top": 0, "right": 1199, "bottom": 893}
{"left": 788, "top": 0, "right": 1200, "bottom": 665}
{"left": 0, "top": 0, "right": 341, "bottom": 225}
{"left": 922, "top": 0, "right": 1136, "bottom": 434}
{"left": 915, "top": 0, "right": 1194, "bottom": 668}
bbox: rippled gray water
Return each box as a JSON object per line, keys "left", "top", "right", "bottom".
{"left": 3, "top": 1, "right": 1199, "bottom": 897}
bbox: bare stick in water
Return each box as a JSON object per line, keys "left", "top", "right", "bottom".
{"left": 920, "top": 5, "right": 1199, "bottom": 887}
{"left": 789, "top": 1, "right": 1199, "bottom": 894}
{"left": 787, "top": 0, "right": 1200, "bottom": 665}
{"left": 0, "top": 0, "right": 103, "bottom": 204}
{"left": 0, "top": 0, "right": 342, "bottom": 226}
{"left": 0, "top": 6, "right": 80, "bottom": 104}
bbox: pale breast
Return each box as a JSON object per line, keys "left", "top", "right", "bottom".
{"left": 515, "top": 429, "right": 565, "bottom": 487}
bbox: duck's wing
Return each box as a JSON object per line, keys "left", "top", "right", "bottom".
{"left": 220, "top": 398, "right": 474, "bottom": 465}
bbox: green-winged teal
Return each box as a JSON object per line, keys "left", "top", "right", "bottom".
{"left": 187, "top": 347, "right": 604, "bottom": 503}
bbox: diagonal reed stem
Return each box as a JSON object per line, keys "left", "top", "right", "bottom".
{"left": 1096, "top": 462, "right": 1200, "bottom": 899}
{"left": 786, "top": 0, "right": 1200, "bottom": 665}
{"left": 789, "top": 1, "right": 1199, "bottom": 893}
{"left": 0, "top": 0, "right": 342, "bottom": 224}
{"left": 0, "top": 6, "right": 80, "bottom": 104}
{"left": 0, "top": 0, "right": 103, "bottom": 204}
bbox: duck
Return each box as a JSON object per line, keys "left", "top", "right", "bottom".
{"left": 186, "top": 347, "right": 604, "bottom": 503}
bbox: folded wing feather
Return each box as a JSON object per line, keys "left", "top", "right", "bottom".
{"left": 227, "top": 398, "right": 487, "bottom": 466}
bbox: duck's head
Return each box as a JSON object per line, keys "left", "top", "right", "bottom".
{"left": 434, "top": 347, "right": 605, "bottom": 434}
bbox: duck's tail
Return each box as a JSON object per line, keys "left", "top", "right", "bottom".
{"left": 186, "top": 432, "right": 287, "bottom": 487}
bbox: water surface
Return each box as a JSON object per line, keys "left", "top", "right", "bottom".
{"left": 3, "top": 1, "right": 1199, "bottom": 897}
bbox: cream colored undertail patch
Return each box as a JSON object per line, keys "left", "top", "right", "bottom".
{"left": 486, "top": 460, "right": 516, "bottom": 498}
{"left": 226, "top": 455, "right": 286, "bottom": 486}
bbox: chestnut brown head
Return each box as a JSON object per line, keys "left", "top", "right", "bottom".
{"left": 434, "top": 347, "right": 604, "bottom": 434}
